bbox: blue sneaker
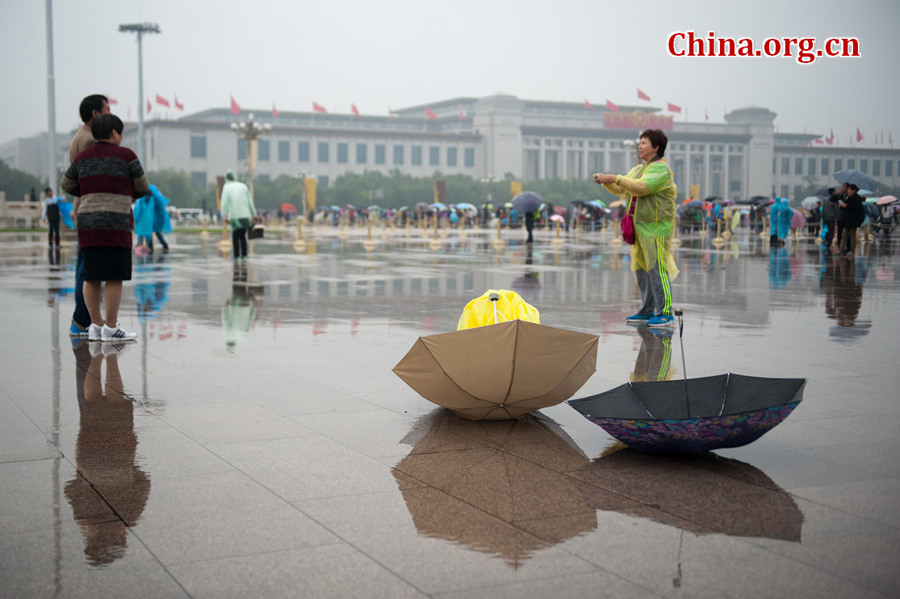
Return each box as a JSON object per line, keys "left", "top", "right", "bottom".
{"left": 69, "top": 321, "right": 89, "bottom": 337}
{"left": 626, "top": 313, "right": 652, "bottom": 324}
{"left": 647, "top": 314, "right": 675, "bottom": 328}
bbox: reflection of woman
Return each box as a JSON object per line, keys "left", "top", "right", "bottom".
{"left": 65, "top": 344, "right": 150, "bottom": 566}
{"left": 631, "top": 328, "right": 673, "bottom": 382}
{"left": 594, "top": 129, "right": 678, "bottom": 328}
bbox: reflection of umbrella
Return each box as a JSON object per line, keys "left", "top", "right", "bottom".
{"left": 394, "top": 319, "right": 598, "bottom": 420}
{"left": 512, "top": 191, "right": 543, "bottom": 213}
{"left": 877, "top": 195, "right": 897, "bottom": 206}
{"left": 574, "top": 448, "right": 803, "bottom": 542}
{"left": 394, "top": 410, "right": 596, "bottom": 567}
{"left": 833, "top": 169, "right": 876, "bottom": 191}
{"left": 280, "top": 202, "right": 297, "bottom": 214}
{"left": 567, "top": 373, "right": 806, "bottom": 454}
{"left": 800, "top": 196, "right": 821, "bottom": 210}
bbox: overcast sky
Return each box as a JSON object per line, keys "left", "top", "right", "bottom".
{"left": 2, "top": 0, "right": 898, "bottom": 148}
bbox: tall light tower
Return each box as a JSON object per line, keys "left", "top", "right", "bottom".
{"left": 119, "top": 22, "right": 160, "bottom": 166}
{"left": 45, "top": 0, "right": 58, "bottom": 193}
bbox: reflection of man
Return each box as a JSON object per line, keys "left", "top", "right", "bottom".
{"left": 223, "top": 265, "right": 261, "bottom": 351}
{"left": 65, "top": 343, "right": 149, "bottom": 566}
{"left": 631, "top": 328, "right": 674, "bottom": 382}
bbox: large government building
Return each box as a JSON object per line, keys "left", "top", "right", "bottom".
{"left": 4, "top": 94, "right": 899, "bottom": 202}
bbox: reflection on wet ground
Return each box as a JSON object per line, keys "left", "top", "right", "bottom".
{"left": 1, "top": 227, "right": 899, "bottom": 597}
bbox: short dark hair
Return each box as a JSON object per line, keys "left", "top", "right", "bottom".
{"left": 640, "top": 129, "right": 668, "bottom": 158}
{"left": 91, "top": 114, "right": 123, "bottom": 141}
{"left": 45, "top": 187, "right": 53, "bottom": 194}
{"left": 79, "top": 95, "right": 108, "bottom": 123}
{"left": 847, "top": 183, "right": 859, "bottom": 192}
{"left": 827, "top": 187, "right": 835, "bottom": 194}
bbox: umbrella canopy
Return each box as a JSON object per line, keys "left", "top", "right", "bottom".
{"left": 512, "top": 191, "right": 543, "bottom": 213}
{"left": 458, "top": 289, "right": 540, "bottom": 329}
{"left": 570, "top": 199, "right": 588, "bottom": 206}
{"left": 877, "top": 195, "right": 898, "bottom": 206}
{"left": 549, "top": 214, "right": 565, "bottom": 223}
{"left": 393, "top": 411, "right": 596, "bottom": 566}
{"left": 683, "top": 199, "right": 706, "bottom": 208}
{"left": 833, "top": 169, "right": 876, "bottom": 191}
{"left": 790, "top": 208, "right": 806, "bottom": 229}
{"left": 394, "top": 319, "right": 599, "bottom": 420}
{"left": 579, "top": 448, "right": 803, "bottom": 542}
{"left": 429, "top": 202, "right": 448, "bottom": 212}
{"left": 280, "top": 202, "right": 298, "bottom": 214}
{"left": 567, "top": 373, "right": 806, "bottom": 454}
{"left": 800, "top": 196, "right": 822, "bottom": 210}
{"left": 455, "top": 202, "right": 477, "bottom": 212}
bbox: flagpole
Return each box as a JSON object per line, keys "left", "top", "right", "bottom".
{"left": 45, "top": 0, "right": 58, "bottom": 193}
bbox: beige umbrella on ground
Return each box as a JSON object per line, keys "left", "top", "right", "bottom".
{"left": 393, "top": 319, "right": 599, "bottom": 420}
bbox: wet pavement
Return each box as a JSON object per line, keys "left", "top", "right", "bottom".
{"left": 1, "top": 224, "right": 899, "bottom": 598}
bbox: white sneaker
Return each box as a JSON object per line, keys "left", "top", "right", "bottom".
{"left": 101, "top": 324, "right": 137, "bottom": 342}
{"left": 88, "top": 323, "right": 102, "bottom": 341}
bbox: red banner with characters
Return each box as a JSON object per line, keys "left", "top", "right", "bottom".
{"left": 604, "top": 110, "right": 673, "bottom": 131}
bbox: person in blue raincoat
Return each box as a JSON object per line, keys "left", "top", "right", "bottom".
{"left": 133, "top": 184, "right": 172, "bottom": 253}
{"left": 769, "top": 198, "right": 790, "bottom": 247}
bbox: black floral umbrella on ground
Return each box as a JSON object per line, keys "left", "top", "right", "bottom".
{"left": 567, "top": 310, "right": 806, "bottom": 454}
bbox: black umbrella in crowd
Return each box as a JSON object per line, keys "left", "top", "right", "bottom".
{"left": 511, "top": 191, "right": 543, "bottom": 213}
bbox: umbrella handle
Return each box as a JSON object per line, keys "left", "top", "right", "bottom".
{"left": 489, "top": 293, "right": 500, "bottom": 324}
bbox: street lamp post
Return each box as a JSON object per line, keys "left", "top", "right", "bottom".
{"left": 230, "top": 114, "right": 271, "bottom": 199}
{"left": 119, "top": 22, "right": 160, "bottom": 166}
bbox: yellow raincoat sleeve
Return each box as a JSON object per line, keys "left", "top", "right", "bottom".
{"left": 602, "top": 162, "right": 672, "bottom": 200}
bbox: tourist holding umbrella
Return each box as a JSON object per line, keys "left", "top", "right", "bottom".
{"left": 838, "top": 184, "right": 865, "bottom": 256}
{"left": 593, "top": 129, "right": 678, "bottom": 328}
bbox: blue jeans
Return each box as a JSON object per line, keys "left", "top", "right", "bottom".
{"left": 72, "top": 248, "right": 90, "bottom": 328}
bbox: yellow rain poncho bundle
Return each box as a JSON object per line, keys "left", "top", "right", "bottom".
{"left": 457, "top": 289, "right": 540, "bottom": 330}
{"left": 603, "top": 159, "right": 679, "bottom": 279}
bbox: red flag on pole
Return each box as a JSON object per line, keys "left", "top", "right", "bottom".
{"left": 425, "top": 107, "right": 438, "bottom": 120}
{"left": 146, "top": 100, "right": 152, "bottom": 115}
{"left": 667, "top": 102, "right": 682, "bottom": 113}
{"left": 312, "top": 102, "right": 327, "bottom": 114}
{"left": 230, "top": 96, "right": 241, "bottom": 115}
{"left": 605, "top": 99, "right": 619, "bottom": 112}
{"left": 108, "top": 97, "right": 118, "bottom": 105}
{"left": 174, "top": 95, "right": 184, "bottom": 111}
{"left": 705, "top": 107, "right": 709, "bottom": 121}
{"left": 272, "top": 102, "right": 279, "bottom": 118}
{"left": 856, "top": 127, "right": 863, "bottom": 142}
{"left": 584, "top": 99, "right": 596, "bottom": 111}
{"left": 814, "top": 138, "right": 824, "bottom": 144}
{"left": 826, "top": 127, "right": 834, "bottom": 145}
{"left": 351, "top": 103, "right": 359, "bottom": 117}
{"left": 459, "top": 110, "right": 469, "bottom": 121}
{"left": 637, "top": 88, "right": 650, "bottom": 101}
{"left": 155, "top": 94, "right": 170, "bottom": 108}
{"left": 388, "top": 107, "right": 395, "bottom": 119}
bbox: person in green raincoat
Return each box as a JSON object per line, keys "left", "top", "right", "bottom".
{"left": 593, "top": 129, "right": 678, "bottom": 327}
{"left": 221, "top": 170, "right": 257, "bottom": 261}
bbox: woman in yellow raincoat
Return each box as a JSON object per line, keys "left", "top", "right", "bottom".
{"left": 593, "top": 129, "right": 678, "bottom": 327}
